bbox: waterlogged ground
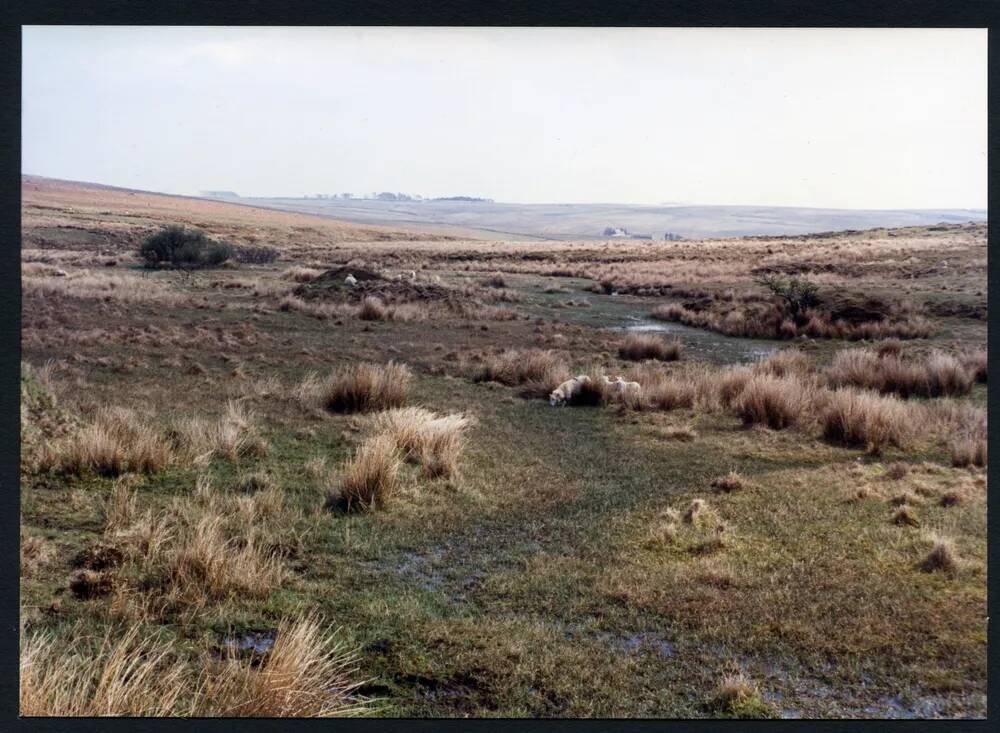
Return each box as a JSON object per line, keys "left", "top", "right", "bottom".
{"left": 20, "top": 184, "right": 987, "bottom": 718}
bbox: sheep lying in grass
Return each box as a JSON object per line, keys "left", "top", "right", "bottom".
{"left": 345, "top": 273, "right": 357, "bottom": 287}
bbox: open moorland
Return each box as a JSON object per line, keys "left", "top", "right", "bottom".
{"left": 20, "top": 176, "right": 987, "bottom": 718}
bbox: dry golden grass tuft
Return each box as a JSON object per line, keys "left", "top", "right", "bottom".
{"left": 20, "top": 530, "right": 54, "bottom": 578}
{"left": 827, "top": 348, "right": 974, "bottom": 398}
{"left": 709, "top": 672, "right": 776, "bottom": 719}
{"left": 733, "top": 374, "right": 808, "bottom": 430}
{"left": 373, "top": 407, "right": 472, "bottom": 479}
{"left": 752, "top": 349, "right": 812, "bottom": 378}
{"left": 330, "top": 433, "right": 402, "bottom": 511}
{"left": 919, "top": 532, "right": 959, "bottom": 574}
{"left": 475, "top": 349, "right": 570, "bottom": 394}
{"left": 618, "top": 333, "right": 682, "bottom": 362}
{"left": 39, "top": 407, "right": 173, "bottom": 477}
{"left": 282, "top": 266, "right": 325, "bottom": 283}
{"left": 959, "top": 348, "right": 987, "bottom": 383}
{"left": 169, "top": 400, "right": 269, "bottom": 464}
{"left": 20, "top": 616, "right": 370, "bottom": 717}
{"left": 884, "top": 462, "right": 909, "bottom": 480}
{"left": 201, "top": 614, "right": 370, "bottom": 717}
{"left": 20, "top": 624, "right": 190, "bottom": 716}
{"left": 358, "top": 296, "right": 389, "bottom": 321}
{"left": 312, "top": 362, "right": 412, "bottom": 414}
{"left": 619, "top": 363, "right": 699, "bottom": 411}
{"left": 168, "top": 514, "right": 288, "bottom": 601}
{"left": 891, "top": 505, "right": 920, "bottom": 527}
{"left": 821, "top": 389, "right": 911, "bottom": 454}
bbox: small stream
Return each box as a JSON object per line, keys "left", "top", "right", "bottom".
{"left": 517, "top": 278, "right": 783, "bottom": 366}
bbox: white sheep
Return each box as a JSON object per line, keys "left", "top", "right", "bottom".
{"left": 549, "top": 375, "right": 591, "bottom": 407}
{"left": 345, "top": 273, "right": 358, "bottom": 287}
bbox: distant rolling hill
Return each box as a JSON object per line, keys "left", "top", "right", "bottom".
{"left": 217, "top": 196, "right": 987, "bottom": 241}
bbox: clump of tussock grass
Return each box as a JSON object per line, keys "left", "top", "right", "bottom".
{"left": 357, "top": 296, "right": 389, "bottom": 321}
{"left": 236, "top": 470, "right": 278, "bottom": 493}
{"left": 959, "top": 348, "right": 987, "bottom": 383}
{"left": 884, "top": 462, "right": 909, "bottom": 480}
{"left": 20, "top": 617, "right": 370, "bottom": 717}
{"left": 709, "top": 365, "right": 755, "bottom": 410}
{"left": 103, "top": 478, "right": 139, "bottom": 534}
{"left": 939, "top": 490, "right": 965, "bottom": 507}
{"left": 949, "top": 435, "right": 987, "bottom": 468}
{"left": 168, "top": 400, "right": 269, "bottom": 464}
{"left": 733, "top": 374, "right": 808, "bottom": 430}
{"left": 282, "top": 266, "right": 324, "bottom": 283}
{"left": 618, "top": 333, "right": 682, "bottom": 362}
{"left": 752, "top": 349, "right": 812, "bottom": 378}
{"left": 826, "top": 348, "right": 974, "bottom": 399}
{"left": 480, "top": 274, "right": 507, "bottom": 288}
{"left": 373, "top": 407, "right": 472, "bottom": 479}
{"left": 20, "top": 530, "right": 54, "bottom": 578}
{"left": 167, "top": 513, "right": 288, "bottom": 601}
{"left": 708, "top": 672, "right": 777, "bottom": 719}
{"left": 199, "top": 614, "right": 370, "bottom": 717}
{"left": 711, "top": 471, "right": 745, "bottom": 493}
{"left": 475, "top": 349, "right": 569, "bottom": 394}
{"left": 821, "top": 389, "right": 911, "bottom": 454}
{"left": 19, "top": 623, "right": 190, "bottom": 716}
{"left": 329, "top": 433, "right": 402, "bottom": 511}
{"left": 38, "top": 407, "right": 173, "bottom": 477}
{"left": 891, "top": 505, "right": 920, "bottom": 527}
{"left": 618, "top": 363, "right": 700, "bottom": 411}
{"left": 875, "top": 339, "right": 904, "bottom": 358}
{"left": 309, "top": 362, "right": 412, "bottom": 414}
{"left": 919, "top": 532, "right": 959, "bottom": 574}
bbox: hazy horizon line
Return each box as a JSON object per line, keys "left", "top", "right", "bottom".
{"left": 21, "top": 173, "right": 989, "bottom": 214}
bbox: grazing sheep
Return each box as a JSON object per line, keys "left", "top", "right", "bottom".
{"left": 549, "top": 375, "right": 591, "bottom": 406}
{"left": 409, "top": 270, "right": 417, "bottom": 281}
{"left": 613, "top": 378, "right": 641, "bottom": 395}
{"left": 345, "top": 273, "right": 358, "bottom": 287}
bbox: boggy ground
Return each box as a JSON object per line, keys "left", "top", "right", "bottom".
{"left": 20, "top": 178, "right": 987, "bottom": 718}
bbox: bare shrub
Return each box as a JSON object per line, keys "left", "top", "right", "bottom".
{"left": 318, "top": 362, "right": 411, "bottom": 413}
{"left": 821, "top": 389, "right": 911, "bottom": 453}
{"left": 618, "top": 333, "right": 682, "bottom": 362}
{"left": 330, "top": 433, "right": 402, "bottom": 511}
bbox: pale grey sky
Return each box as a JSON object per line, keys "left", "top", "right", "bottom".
{"left": 22, "top": 26, "right": 987, "bottom": 209}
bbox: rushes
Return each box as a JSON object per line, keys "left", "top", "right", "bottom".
{"left": 476, "top": 348, "right": 570, "bottom": 392}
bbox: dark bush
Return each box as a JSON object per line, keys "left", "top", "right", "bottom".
{"left": 139, "top": 226, "right": 233, "bottom": 269}
{"left": 233, "top": 245, "right": 280, "bottom": 264}
{"left": 756, "top": 274, "right": 820, "bottom": 317}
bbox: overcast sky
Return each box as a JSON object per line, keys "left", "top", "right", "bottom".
{"left": 22, "top": 26, "right": 987, "bottom": 209}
